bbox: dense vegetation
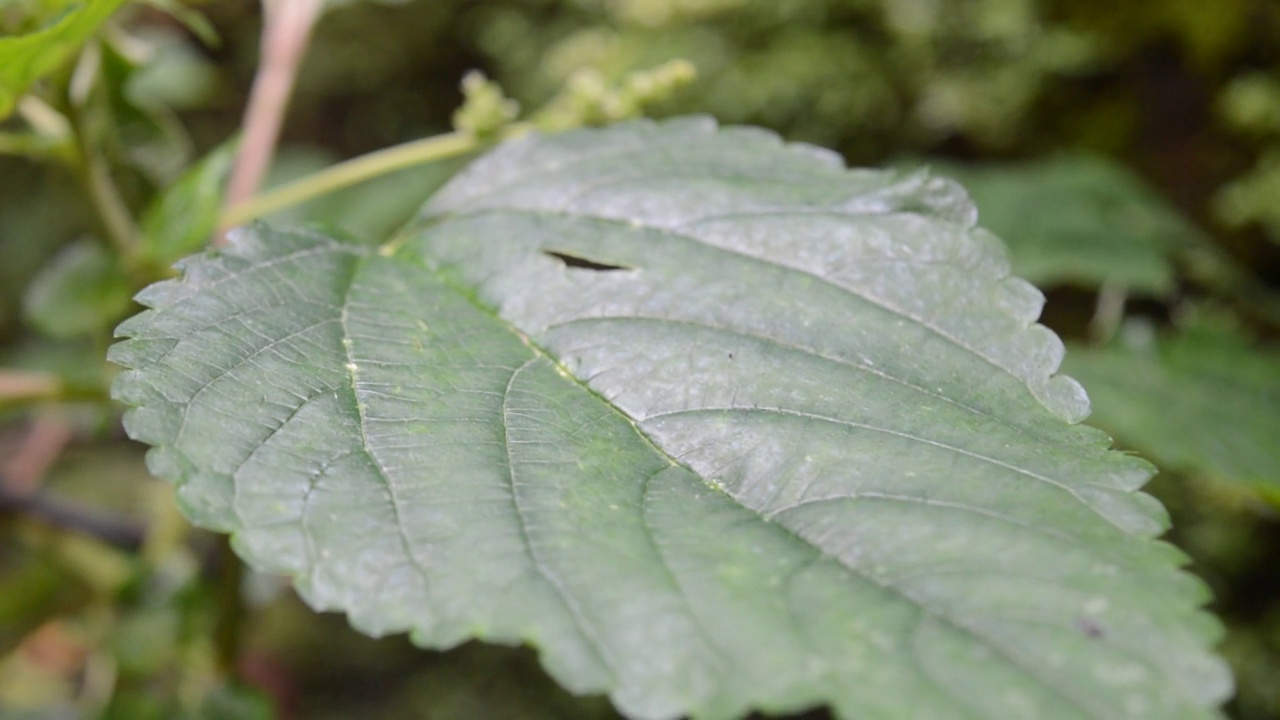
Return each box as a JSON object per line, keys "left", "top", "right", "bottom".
{"left": 1, "top": 1, "right": 1278, "bottom": 718}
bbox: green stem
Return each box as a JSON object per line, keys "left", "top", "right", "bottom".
{"left": 0, "top": 370, "right": 110, "bottom": 408}
{"left": 1089, "top": 282, "right": 1127, "bottom": 345}
{"left": 213, "top": 536, "right": 245, "bottom": 677}
{"left": 65, "top": 47, "right": 143, "bottom": 268}
{"left": 0, "top": 131, "right": 70, "bottom": 160}
{"left": 219, "top": 124, "right": 530, "bottom": 229}
{"left": 81, "top": 149, "right": 143, "bottom": 264}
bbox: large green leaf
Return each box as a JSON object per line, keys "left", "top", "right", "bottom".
{"left": 0, "top": 0, "right": 129, "bottom": 118}
{"left": 111, "top": 118, "right": 1230, "bottom": 719}
{"left": 1063, "top": 317, "right": 1280, "bottom": 503}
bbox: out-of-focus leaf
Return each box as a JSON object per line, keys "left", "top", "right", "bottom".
{"left": 296, "top": 159, "right": 464, "bottom": 243}
{"left": 1064, "top": 315, "right": 1280, "bottom": 503}
{"left": 198, "top": 683, "right": 275, "bottom": 720}
{"left": 0, "top": 0, "right": 129, "bottom": 118}
{"left": 113, "top": 118, "right": 1230, "bottom": 719}
{"left": 1215, "top": 149, "right": 1280, "bottom": 246}
{"left": 0, "top": 536, "right": 92, "bottom": 655}
{"left": 404, "top": 644, "right": 618, "bottom": 720}
{"left": 1219, "top": 73, "right": 1280, "bottom": 136}
{"left": 1220, "top": 612, "right": 1280, "bottom": 720}
{"left": 0, "top": 620, "right": 88, "bottom": 715}
{"left": 925, "top": 155, "right": 1199, "bottom": 293}
{"left": 0, "top": 161, "right": 86, "bottom": 331}
{"left": 107, "top": 605, "right": 177, "bottom": 676}
{"left": 136, "top": 0, "right": 219, "bottom": 47}
{"left": 122, "top": 27, "right": 221, "bottom": 111}
{"left": 140, "top": 139, "right": 236, "bottom": 267}
{"left": 473, "top": 1, "right": 1098, "bottom": 150}
{"left": 23, "top": 239, "right": 132, "bottom": 338}
{"left": 96, "top": 37, "right": 192, "bottom": 185}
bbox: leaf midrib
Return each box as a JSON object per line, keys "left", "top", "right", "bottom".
{"left": 340, "top": 253, "right": 436, "bottom": 595}
{"left": 500, "top": 356, "right": 621, "bottom": 680}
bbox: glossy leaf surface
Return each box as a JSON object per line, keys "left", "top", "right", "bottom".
{"left": 111, "top": 118, "right": 1230, "bottom": 719}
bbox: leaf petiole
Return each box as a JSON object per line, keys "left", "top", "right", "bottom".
{"left": 219, "top": 124, "right": 532, "bottom": 230}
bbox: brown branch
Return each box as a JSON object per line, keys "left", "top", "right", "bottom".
{"left": 2, "top": 411, "right": 74, "bottom": 496}
{"left": 0, "top": 485, "right": 147, "bottom": 551}
{"left": 0, "top": 370, "right": 64, "bottom": 405}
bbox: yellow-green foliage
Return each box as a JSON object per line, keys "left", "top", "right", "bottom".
{"left": 1217, "top": 73, "right": 1280, "bottom": 245}
{"left": 470, "top": 0, "right": 1100, "bottom": 149}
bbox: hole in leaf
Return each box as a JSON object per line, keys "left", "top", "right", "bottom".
{"left": 543, "top": 250, "right": 631, "bottom": 272}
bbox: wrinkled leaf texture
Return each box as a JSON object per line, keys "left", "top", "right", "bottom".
{"left": 111, "top": 117, "right": 1230, "bottom": 719}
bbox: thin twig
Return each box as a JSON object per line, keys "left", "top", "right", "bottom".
{"left": 0, "top": 131, "right": 67, "bottom": 159}
{"left": 82, "top": 150, "right": 143, "bottom": 262}
{"left": 1089, "top": 282, "right": 1128, "bottom": 345}
{"left": 219, "top": 0, "right": 324, "bottom": 244}
{"left": 212, "top": 536, "right": 246, "bottom": 677}
{"left": 0, "top": 370, "right": 112, "bottom": 409}
{"left": 0, "top": 486, "right": 147, "bottom": 550}
{"left": 66, "top": 42, "right": 143, "bottom": 265}
{"left": 2, "top": 411, "right": 74, "bottom": 496}
{"left": 0, "top": 414, "right": 145, "bottom": 550}
{"left": 0, "top": 370, "right": 65, "bottom": 406}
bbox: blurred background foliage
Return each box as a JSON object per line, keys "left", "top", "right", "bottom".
{"left": 1, "top": 0, "right": 1279, "bottom": 717}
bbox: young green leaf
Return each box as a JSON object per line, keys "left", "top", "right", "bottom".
{"left": 0, "top": 0, "right": 129, "bottom": 118}
{"left": 140, "top": 139, "right": 237, "bottom": 267}
{"left": 111, "top": 118, "right": 1231, "bottom": 719}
